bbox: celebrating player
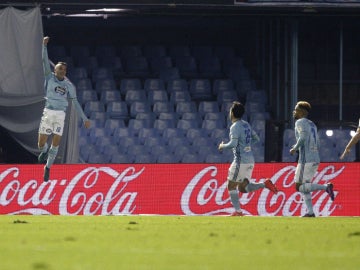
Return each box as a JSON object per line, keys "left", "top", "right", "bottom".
{"left": 37, "top": 36, "right": 91, "bottom": 182}
{"left": 218, "top": 101, "right": 278, "bottom": 216}
{"left": 290, "top": 101, "right": 334, "bottom": 217}
{"left": 339, "top": 118, "right": 360, "bottom": 160}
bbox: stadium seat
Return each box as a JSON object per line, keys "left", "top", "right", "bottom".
{"left": 167, "top": 79, "right": 189, "bottom": 93}
{"left": 159, "top": 67, "right": 181, "bottom": 83}
{"left": 158, "top": 112, "right": 179, "bottom": 122}
{"left": 89, "top": 127, "right": 106, "bottom": 144}
{"left": 92, "top": 67, "right": 114, "bottom": 83}
{"left": 128, "top": 119, "right": 153, "bottom": 136}
{"left": 217, "top": 90, "right": 238, "bottom": 105}
{"left": 70, "top": 45, "right": 90, "bottom": 63}
{"left": 170, "top": 91, "right": 191, "bottom": 104}
{"left": 150, "top": 57, "right": 173, "bottom": 75}
{"left": 153, "top": 101, "right": 175, "bottom": 116}
{"left": 125, "top": 56, "right": 150, "bottom": 78}
{"left": 130, "top": 101, "right": 152, "bottom": 118}
{"left": 125, "top": 90, "right": 147, "bottom": 105}
{"left": 154, "top": 119, "right": 176, "bottom": 133}
{"left": 144, "top": 78, "right": 166, "bottom": 91}
{"left": 198, "top": 57, "right": 223, "bottom": 78}
{"left": 177, "top": 119, "right": 200, "bottom": 131}
{"left": 175, "top": 101, "right": 197, "bottom": 116}
{"left": 104, "top": 119, "right": 126, "bottom": 136}
{"left": 175, "top": 56, "right": 198, "bottom": 78}
{"left": 134, "top": 153, "right": 157, "bottom": 164}
{"left": 84, "top": 101, "right": 106, "bottom": 117}
{"left": 162, "top": 128, "right": 186, "bottom": 144}
{"left": 147, "top": 90, "right": 169, "bottom": 105}
{"left": 246, "top": 90, "right": 267, "bottom": 104}
{"left": 282, "top": 128, "right": 297, "bottom": 162}
{"left": 111, "top": 153, "right": 135, "bottom": 164}
{"left": 191, "top": 46, "right": 213, "bottom": 61}
{"left": 95, "top": 78, "right": 117, "bottom": 93}
{"left": 76, "top": 78, "right": 93, "bottom": 91}
{"left": 186, "top": 128, "right": 209, "bottom": 142}
{"left": 189, "top": 79, "right": 213, "bottom": 100}
{"left": 95, "top": 45, "right": 116, "bottom": 58}
{"left": 100, "top": 90, "right": 121, "bottom": 104}
{"left": 181, "top": 112, "right": 202, "bottom": 127}
{"left": 77, "top": 89, "right": 98, "bottom": 106}
{"left": 202, "top": 119, "right": 225, "bottom": 135}
{"left": 198, "top": 101, "right": 220, "bottom": 117}
{"left": 157, "top": 153, "right": 181, "bottom": 163}
{"left": 213, "top": 79, "right": 235, "bottom": 94}
{"left": 181, "top": 153, "right": 200, "bottom": 163}
{"left": 68, "top": 67, "right": 88, "bottom": 83}
{"left": 106, "top": 101, "right": 129, "bottom": 119}
{"left": 138, "top": 128, "right": 161, "bottom": 144}
{"left": 120, "top": 78, "right": 142, "bottom": 95}
{"left": 143, "top": 45, "right": 167, "bottom": 58}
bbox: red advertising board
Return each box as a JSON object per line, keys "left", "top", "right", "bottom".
{"left": 0, "top": 163, "right": 359, "bottom": 216}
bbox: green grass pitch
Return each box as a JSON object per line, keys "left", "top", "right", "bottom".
{"left": 0, "top": 215, "right": 359, "bottom": 270}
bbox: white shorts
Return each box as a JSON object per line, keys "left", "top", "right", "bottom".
{"left": 227, "top": 162, "right": 254, "bottom": 183}
{"left": 38, "top": 108, "right": 66, "bottom": 136}
{"left": 294, "top": 162, "right": 319, "bottom": 184}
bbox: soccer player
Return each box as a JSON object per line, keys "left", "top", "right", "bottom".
{"left": 218, "top": 101, "right": 278, "bottom": 217}
{"left": 38, "top": 36, "right": 91, "bottom": 182}
{"left": 290, "top": 101, "right": 334, "bottom": 217}
{"left": 339, "top": 118, "right": 360, "bottom": 160}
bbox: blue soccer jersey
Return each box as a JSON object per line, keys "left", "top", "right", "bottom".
{"left": 221, "top": 119, "right": 260, "bottom": 164}
{"left": 292, "top": 118, "right": 320, "bottom": 164}
{"left": 42, "top": 45, "right": 87, "bottom": 121}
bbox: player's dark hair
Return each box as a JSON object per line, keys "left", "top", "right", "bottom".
{"left": 297, "top": 101, "right": 311, "bottom": 113}
{"left": 230, "top": 101, "right": 245, "bottom": 119}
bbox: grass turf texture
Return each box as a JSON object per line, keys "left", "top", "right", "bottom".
{"left": 0, "top": 216, "right": 359, "bottom": 270}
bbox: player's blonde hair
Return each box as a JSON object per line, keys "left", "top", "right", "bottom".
{"left": 296, "top": 101, "right": 311, "bottom": 113}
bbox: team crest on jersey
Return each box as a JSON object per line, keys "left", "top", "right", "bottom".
{"left": 54, "top": 86, "right": 66, "bottom": 95}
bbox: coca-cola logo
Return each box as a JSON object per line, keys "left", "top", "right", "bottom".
{"left": 181, "top": 165, "right": 344, "bottom": 216}
{"left": 0, "top": 166, "right": 144, "bottom": 215}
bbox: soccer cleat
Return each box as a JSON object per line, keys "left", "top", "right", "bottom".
{"left": 43, "top": 166, "right": 50, "bottom": 182}
{"left": 264, "top": 178, "right": 278, "bottom": 194}
{"left": 38, "top": 151, "right": 48, "bottom": 164}
{"left": 230, "top": 211, "right": 244, "bottom": 217}
{"left": 302, "top": 213, "right": 316, "bottom": 217}
{"left": 326, "top": 183, "right": 335, "bottom": 201}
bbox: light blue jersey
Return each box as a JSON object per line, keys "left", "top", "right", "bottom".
{"left": 221, "top": 119, "right": 260, "bottom": 164}
{"left": 42, "top": 45, "right": 87, "bottom": 121}
{"left": 293, "top": 118, "right": 320, "bottom": 164}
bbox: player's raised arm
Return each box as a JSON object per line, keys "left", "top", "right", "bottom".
{"left": 42, "top": 36, "right": 51, "bottom": 77}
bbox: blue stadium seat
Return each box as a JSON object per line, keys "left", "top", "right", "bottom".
{"left": 158, "top": 112, "right": 179, "bottom": 122}
{"left": 202, "top": 119, "right": 225, "bottom": 135}
{"left": 153, "top": 102, "right": 175, "bottom": 116}
{"left": 177, "top": 119, "right": 200, "bottom": 131}
{"left": 76, "top": 78, "right": 93, "bottom": 91}
{"left": 84, "top": 101, "right": 106, "bottom": 117}
{"left": 170, "top": 91, "right": 191, "bottom": 104}
{"left": 117, "top": 136, "right": 140, "bottom": 150}
{"left": 143, "top": 45, "right": 167, "bottom": 58}
{"left": 125, "top": 56, "right": 150, "bottom": 77}
{"left": 189, "top": 79, "right": 212, "bottom": 100}
{"left": 79, "top": 56, "right": 98, "bottom": 74}
{"left": 80, "top": 144, "right": 97, "bottom": 162}
{"left": 134, "top": 153, "right": 156, "bottom": 164}
{"left": 111, "top": 153, "right": 135, "bottom": 164}
{"left": 282, "top": 128, "right": 297, "bottom": 162}
{"left": 128, "top": 119, "right": 153, "bottom": 136}
{"left": 198, "top": 101, "right": 220, "bottom": 117}
{"left": 147, "top": 90, "right": 169, "bottom": 105}
{"left": 167, "top": 79, "right": 188, "bottom": 93}
{"left": 159, "top": 67, "right": 181, "bottom": 83}
{"left": 77, "top": 89, "right": 98, "bottom": 106}
{"left": 154, "top": 119, "right": 176, "bottom": 133}
{"left": 175, "top": 56, "right": 198, "bottom": 78}
{"left": 186, "top": 128, "right": 209, "bottom": 142}
{"left": 89, "top": 127, "right": 106, "bottom": 144}
{"left": 130, "top": 101, "right": 152, "bottom": 118}
{"left": 198, "top": 57, "right": 223, "bottom": 78}
{"left": 100, "top": 90, "right": 121, "bottom": 104}
{"left": 157, "top": 153, "right": 181, "bottom": 163}
{"left": 99, "top": 56, "right": 123, "bottom": 71}
{"left": 106, "top": 101, "right": 129, "bottom": 119}
{"left": 113, "top": 127, "right": 135, "bottom": 141}
{"left": 89, "top": 111, "right": 107, "bottom": 122}
{"left": 217, "top": 90, "right": 238, "bottom": 105}
{"left": 136, "top": 112, "right": 156, "bottom": 123}
{"left": 144, "top": 79, "right": 166, "bottom": 91}
{"left": 246, "top": 90, "right": 267, "bottom": 104}
{"left": 92, "top": 67, "right": 114, "bottom": 83}
{"left": 95, "top": 45, "right": 116, "bottom": 58}
{"left": 95, "top": 78, "right": 117, "bottom": 93}
{"left": 213, "top": 79, "right": 235, "bottom": 94}
{"left": 104, "top": 119, "right": 125, "bottom": 136}
{"left": 70, "top": 46, "right": 90, "bottom": 64}
{"left": 181, "top": 112, "right": 202, "bottom": 127}
{"left": 68, "top": 67, "right": 88, "bottom": 83}
{"left": 175, "top": 101, "right": 197, "bottom": 115}
{"left": 138, "top": 128, "right": 162, "bottom": 144}
{"left": 162, "top": 128, "right": 186, "bottom": 144}
{"left": 119, "top": 78, "right": 142, "bottom": 95}
{"left": 125, "top": 90, "right": 147, "bottom": 105}
{"left": 150, "top": 57, "right": 173, "bottom": 75}
{"left": 181, "top": 153, "right": 200, "bottom": 163}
